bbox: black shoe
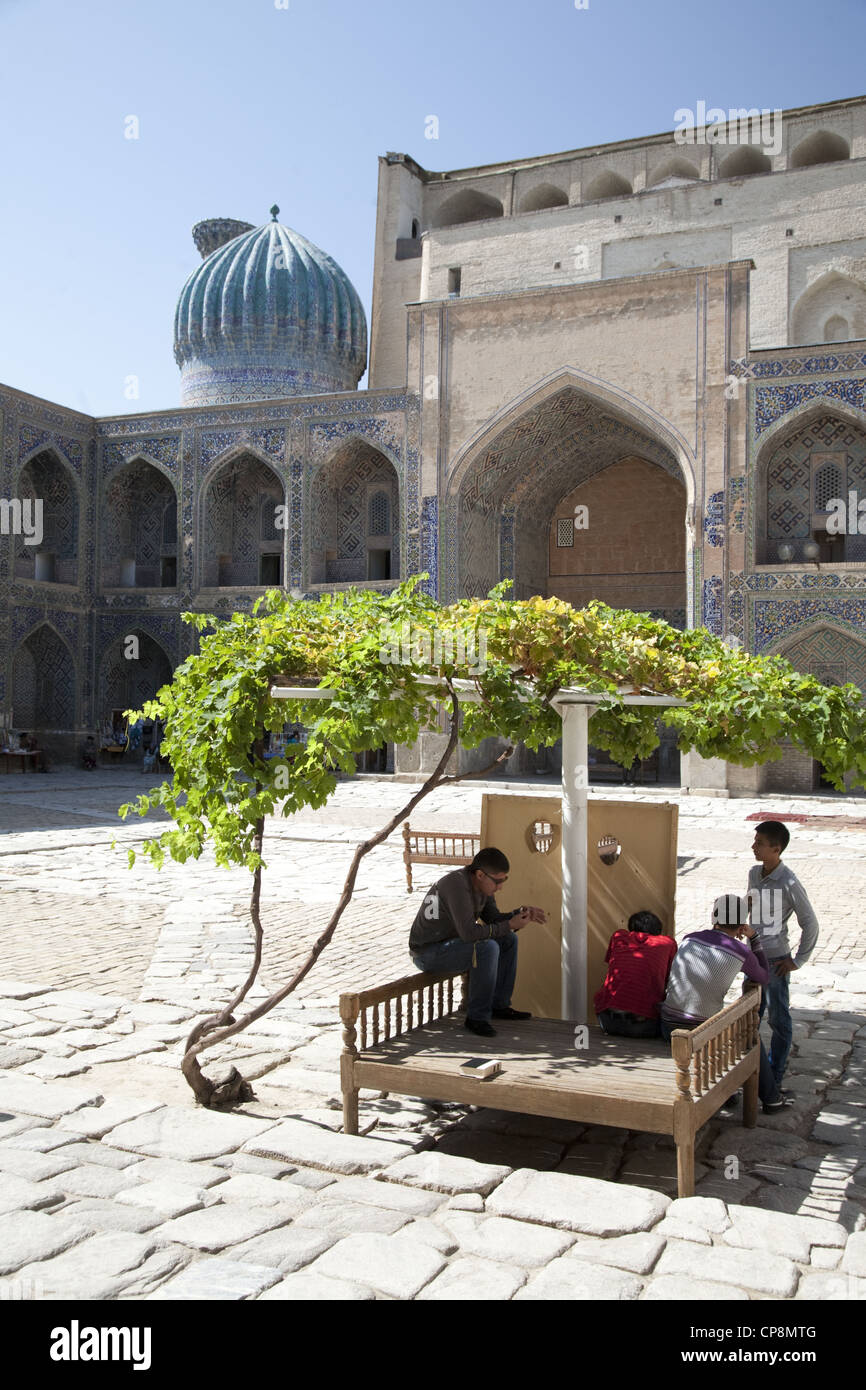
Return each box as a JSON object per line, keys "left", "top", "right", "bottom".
{"left": 762, "top": 1095, "right": 795, "bottom": 1114}
{"left": 491, "top": 1007, "right": 532, "bottom": 1020}
{"left": 464, "top": 1017, "right": 497, "bottom": 1037}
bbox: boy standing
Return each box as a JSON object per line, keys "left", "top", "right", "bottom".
{"left": 748, "top": 820, "right": 820, "bottom": 1088}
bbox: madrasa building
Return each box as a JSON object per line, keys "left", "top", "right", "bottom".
{"left": 1, "top": 93, "right": 865, "bottom": 793}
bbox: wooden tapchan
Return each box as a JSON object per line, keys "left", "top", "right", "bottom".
{"left": 401, "top": 823, "right": 481, "bottom": 893}
{"left": 340, "top": 972, "right": 760, "bottom": 1199}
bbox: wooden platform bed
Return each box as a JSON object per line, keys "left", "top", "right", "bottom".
{"left": 340, "top": 971, "right": 761, "bottom": 1198}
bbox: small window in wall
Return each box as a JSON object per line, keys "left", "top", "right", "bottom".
{"left": 260, "top": 553, "right": 282, "bottom": 586}
{"left": 369, "top": 491, "right": 390, "bottom": 536}
{"left": 556, "top": 517, "right": 574, "bottom": 547}
{"left": 368, "top": 548, "right": 391, "bottom": 581}
{"left": 160, "top": 556, "right": 177, "bottom": 587}
{"left": 598, "top": 834, "right": 621, "bottom": 866}
{"left": 411, "top": 218, "right": 420, "bottom": 239}
{"left": 526, "top": 819, "right": 560, "bottom": 854}
{"left": 448, "top": 267, "right": 461, "bottom": 296}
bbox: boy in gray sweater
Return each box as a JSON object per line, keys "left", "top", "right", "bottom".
{"left": 747, "top": 819, "right": 819, "bottom": 1088}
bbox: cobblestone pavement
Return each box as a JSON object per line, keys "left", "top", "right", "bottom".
{"left": 1, "top": 769, "right": 865, "bottom": 1300}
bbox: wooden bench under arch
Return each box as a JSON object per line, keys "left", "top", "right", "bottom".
{"left": 340, "top": 972, "right": 760, "bottom": 1199}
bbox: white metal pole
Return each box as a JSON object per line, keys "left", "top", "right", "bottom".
{"left": 559, "top": 701, "right": 589, "bottom": 1022}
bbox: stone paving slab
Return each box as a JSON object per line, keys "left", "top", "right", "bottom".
{"left": 0, "top": 1071, "right": 104, "bottom": 1120}
{"left": 106, "top": 1107, "right": 276, "bottom": 1161}
{"left": 257, "top": 1271, "right": 375, "bottom": 1300}
{"left": 310, "top": 1233, "right": 446, "bottom": 1299}
{"left": 149, "top": 1205, "right": 295, "bottom": 1253}
{"left": 515, "top": 1258, "right": 643, "bottom": 1300}
{"left": 0, "top": 1210, "right": 92, "bottom": 1276}
{"left": 417, "top": 1254, "right": 528, "bottom": 1300}
{"left": 16, "top": 1232, "right": 190, "bottom": 1300}
{"left": 379, "top": 1151, "right": 511, "bottom": 1196}
{"left": 245, "top": 1118, "right": 413, "bottom": 1174}
{"left": 148, "top": 1257, "right": 281, "bottom": 1301}
{"left": 655, "top": 1239, "right": 800, "bottom": 1297}
{"left": 487, "top": 1169, "right": 670, "bottom": 1235}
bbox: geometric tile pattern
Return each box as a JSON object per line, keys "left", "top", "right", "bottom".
{"left": 704, "top": 491, "right": 725, "bottom": 547}
{"left": 779, "top": 625, "right": 866, "bottom": 690}
{"left": 756, "top": 378, "right": 866, "bottom": 433}
{"left": 309, "top": 441, "right": 399, "bottom": 584}
{"left": 754, "top": 597, "right": 866, "bottom": 651}
{"left": 97, "top": 631, "right": 174, "bottom": 719}
{"left": 14, "top": 452, "right": 79, "bottom": 584}
{"left": 201, "top": 453, "right": 284, "bottom": 588}
{"left": 701, "top": 575, "right": 724, "bottom": 635}
{"left": 11, "top": 623, "right": 75, "bottom": 729}
{"left": 103, "top": 460, "right": 178, "bottom": 587}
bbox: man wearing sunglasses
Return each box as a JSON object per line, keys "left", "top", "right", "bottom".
{"left": 409, "top": 848, "right": 547, "bottom": 1036}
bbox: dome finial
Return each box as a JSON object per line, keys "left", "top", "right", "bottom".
{"left": 270, "top": 204, "right": 280, "bottom": 221}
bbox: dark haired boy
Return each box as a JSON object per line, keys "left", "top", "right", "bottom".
{"left": 594, "top": 910, "right": 677, "bottom": 1038}
{"left": 409, "top": 847, "right": 546, "bottom": 1037}
{"left": 748, "top": 820, "right": 819, "bottom": 1088}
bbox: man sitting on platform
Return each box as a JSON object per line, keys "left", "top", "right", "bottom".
{"left": 594, "top": 910, "right": 677, "bottom": 1038}
{"left": 409, "top": 847, "right": 546, "bottom": 1038}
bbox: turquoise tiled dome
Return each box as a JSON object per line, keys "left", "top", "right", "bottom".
{"left": 174, "top": 208, "right": 367, "bottom": 406}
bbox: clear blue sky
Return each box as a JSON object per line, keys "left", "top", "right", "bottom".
{"left": 1, "top": 0, "right": 864, "bottom": 417}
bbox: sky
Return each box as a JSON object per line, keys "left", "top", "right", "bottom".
{"left": 1, "top": 0, "right": 864, "bottom": 418}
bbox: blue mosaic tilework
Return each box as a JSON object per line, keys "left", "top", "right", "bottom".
{"left": 704, "top": 491, "right": 725, "bottom": 546}
{"left": 499, "top": 505, "right": 515, "bottom": 583}
{"left": 420, "top": 496, "right": 438, "bottom": 597}
{"left": 18, "top": 424, "right": 85, "bottom": 478}
{"left": 731, "top": 352, "right": 866, "bottom": 379}
{"left": 702, "top": 576, "right": 724, "bottom": 635}
{"left": 754, "top": 597, "right": 866, "bottom": 651}
{"left": 103, "top": 436, "right": 181, "bottom": 476}
{"left": 729, "top": 475, "right": 745, "bottom": 532}
{"left": 96, "top": 613, "right": 180, "bottom": 661}
{"left": 201, "top": 428, "right": 286, "bottom": 469}
{"left": 756, "top": 379, "right": 866, "bottom": 434}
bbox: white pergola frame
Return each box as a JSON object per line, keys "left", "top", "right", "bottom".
{"left": 270, "top": 676, "right": 686, "bottom": 1022}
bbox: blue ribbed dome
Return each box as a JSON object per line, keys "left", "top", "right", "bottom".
{"left": 174, "top": 209, "right": 367, "bottom": 406}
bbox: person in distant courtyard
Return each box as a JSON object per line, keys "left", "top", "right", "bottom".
{"left": 660, "top": 893, "right": 791, "bottom": 1114}
{"left": 21, "top": 732, "right": 47, "bottom": 771}
{"left": 82, "top": 736, "right": 97, "bottom": 770}
{"left": 747, "top": 820, "right": 819, "bottom": 1091}
{"left": 409, "top": 847, "right": 547, "bottom": 1037}
{"left": 594, "top": 910, "right": 677, "bottom": 1038}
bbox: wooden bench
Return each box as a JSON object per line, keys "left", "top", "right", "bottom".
{"left": 340, "top": 972, "right": 760, "bottom": 1198}
{"left": 402, "top": 823, "right": 480, "bottom": 892}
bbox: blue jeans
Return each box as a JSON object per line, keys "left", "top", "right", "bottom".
{"left": 411, "top": 932, "right": 518, "bottom": 1022}
{"left": 759, "top": 967, "right": 793, "bottom": 1086}
{"left": 660, "top": 1016, "right": 780, "bottom": 1106}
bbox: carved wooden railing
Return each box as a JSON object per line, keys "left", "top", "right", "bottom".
{"left": 340, "top": 969, "right": 468, "bottom": 1058}
{"left": 670, "top": 982, "right": 760, "bottom": 1103}
{"left": 402, "top": 823, "right": 480, "bottom": 892}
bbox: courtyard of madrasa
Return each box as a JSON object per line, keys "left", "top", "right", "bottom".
{"left": 2, "top": 93, "right": 866, "bottom": 793}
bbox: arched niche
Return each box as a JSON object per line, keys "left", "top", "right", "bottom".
{"left": 791, "top": 272, "right": 866, "bottom": 346}
{"left": 584, "top": 171, "right": 632, "bottom": 201}
{"left": 756, "top": 410, "right": 866, "bottom": 564}
{"left": 718, "top": 146, "right": 772, "bottom": 178}
{"left": 310, "top": 440, "right": 400, "bottom": 585}
{"left": 431, "top": 189, "right": 504, "bottom": 228}
{"left": 519, "top": 183, "right": 569, "bottom": 213}
{"left": 97, "top": 631, "right": 174, "bottom": 722}
{"left": 646, "top": 157, "right": 701, "bottom": 188}
{"left": 12, "top": 624, "right": 75, "bottom": 731}
{"left": 201, "top": 452, "right": 285, "bottom": 588}
{"left": 102, "top": 458, "right": 178, "bottom": 588}
{"left": 789, "top": 130, "right": 850, "bottom": 170}
{"left": 14, "top": 450, "right": 79, "bottom": 584}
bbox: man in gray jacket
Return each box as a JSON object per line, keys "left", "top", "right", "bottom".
{"left": 409, "top": 847, "right": 546, "bottom": 1037}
